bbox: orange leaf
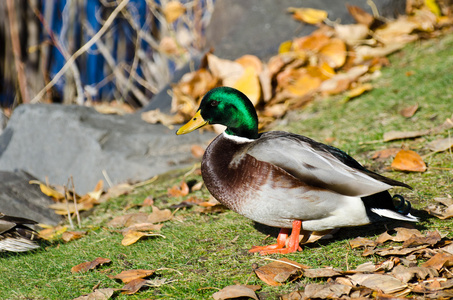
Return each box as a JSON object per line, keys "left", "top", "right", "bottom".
{"left": 109, "top": 269, "right": 155, "bottom": 284}
{"left": 288, "top": 7, "right": 328, "bottom": 24}
{"left": 232, "top": 66, "right": 261, "bottom": 106}
{"left": 71, "top": 257, "right": 111, "bottom": 273}
{"left": 121, "top": 278, "right": 148, "bottom": 295}
{"left": 346, "top": 4, "right": 374, "bottom": 26}
{"left": 235, "top": 55, "right": 262, "bottom": 73}
{"left": 391, "top": 149, "right": 427, "bottom": 172}
{"left": 293, "top": 32, "right": 330, "bottom": 52}
{"left": 168, "top": 181, "right": 189, "bottom": 197}
{"left": 286, "top": 73, "right": 322, "bottom": 97}
{"left": 62, "top": 231, "right": 86, "bottom": 242}
{"left": 319, "top": 38, "right": 347, "bottom": 69}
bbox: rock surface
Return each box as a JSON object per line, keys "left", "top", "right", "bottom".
{"left": 0, "top": 104, "right": 215, "bottom": 194}
{"left": 0, "top": 170, "right": 61, "bottom": 225}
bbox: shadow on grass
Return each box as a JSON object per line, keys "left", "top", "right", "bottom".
{"left": 252, "top": 207, "right": 434, "bottom": 249}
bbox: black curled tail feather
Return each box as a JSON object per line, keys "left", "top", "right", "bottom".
{"left": 393, "top": 194, "right": 412, "bottom": 216}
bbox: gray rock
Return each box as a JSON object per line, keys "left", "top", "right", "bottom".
{"left": 0, "top": 104, "right": 215, "bottom": 194}
{"left": 205, "top": 0, "right": 406, "bottom": 61}
{"left": 0, "top": 170, "right": 61, "bottom": 225}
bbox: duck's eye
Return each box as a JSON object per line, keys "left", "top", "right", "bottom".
{"left": 210, "top": 100, "right": 219, "bottom": 107}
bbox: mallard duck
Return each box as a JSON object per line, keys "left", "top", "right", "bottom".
{"left": 0, "top": 213, "right": 40, "bottom": 252}
{"left": 176, "top": 87, "right": 418, "bottom": 254}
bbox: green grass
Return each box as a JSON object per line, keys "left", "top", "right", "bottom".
{"left": 1, "top": 33, "right": 453, "bottom": 299}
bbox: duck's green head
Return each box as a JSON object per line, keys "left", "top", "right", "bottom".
{"left": 176, "top": 87, "right": 259, "bottom": 139}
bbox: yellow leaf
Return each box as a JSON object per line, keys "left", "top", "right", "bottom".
{"left": 163, "top": 1, "right": 186, "bottom": 23}
{"left": 344, "top": 83, "right": 373, "bottom": 101}
{"left": 39, "top": 184, "right": 65, "bottom": 200}
{"left": 425, "top": 0, "right": 441, "bottom": 16}
{"left": 288, "top": 7, "right": 328, "bottom": 24}
{"left": 122, "top": 231, "right": 147, "bottom": 246}
{"left": 235, "top": 55, "right": 262, "bottom": 73}
{"left": 232, "top": 66, "right": 261, "bottom": 106}
{"left": 279, "top": 40, "right": 293, "bottom": 54}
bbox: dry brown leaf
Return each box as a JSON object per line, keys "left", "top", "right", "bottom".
{"left": 288, "top": 7, "right": 328, "bottom": 25}
{"left": 349, "top": 237, "right": 377, "bottom": 249}
{"left": 39, "top": 225, "right": 68, "bottom": 241}
{"left": 49, "top": 201, "right": 94, "bottom": 215}
{"left": 422, "top": 252, "right": 453, "bottom": 270}
{"left": 93, "top": 101, "right": 134, "bottom": 115}
{"left": 71, "top": 257, "right": 111, "bottom": 273}
{"left": 354, "top": 42, "right": 408, "bottom": 64}
{"left": 334, "top": 23, "right": 370, "bottom": 46}
{"left": 374, "top": 16, "right": 419, "bottom": 45}
{"left": 73, "top": 288, "right": 115, "bottom": 300}
{"left": 391, "top": 265, "right": 438, "bottom": 283}
{"left": 400, "top": 103, "right": 419, "bottom": 118}
{"left": 293, "top": 32, "right": 330, "bottom": 52}
{"left": 319, "top": 65, "right": 369, "bottom": 95}
{"left": 348, "top": 273, "right": 407, "bottom": 294}
{"left": 141, "top": 109, "right": 184, "bottom": 128}
{"left": 427, "top": 137, "right": 453, "bottom": 153}
{"left": 62, "top": 231, "right": 87, "bottom": 243}
{"left": 372, "top": 148, "right": 401, "bottom": 161}
{"left": 108, "top": 269, "right": 155, "bottom": 284}
{"left": 99, "top": 183, "right": 133, "bottom": 203}
{"left": 168, "top": 181, "right": 190, "bottom": 197}
{"left": 163, "top": 1, "right": 186, "bottom": 23}
{"left": 303, "top": 267, "right": 342, "bottom": 278}
{"left": 391, "top": 149, "right": 427, "bottom": 172}
{"left": 232, "top": 66, "right": 261, "bottom": 106}
{"left": 402, "top": 231, "right": 441, "bottom": 248}
{"left": 254, "top": 258, "right": 306, "bottom": 286}
{"left": 207, "top": 53, "right": 244, "bottom": 84}
{"left": 122, "top": 223, "right": 164, "bottom": 233}
{"left": 346, "top": 4, "right": 374, "bottom": 27}
{"left": 319, "top": 38, "right": 347, "bottom": 69}
{"left": 148, "top": 205, "right": 173, "bottom": 223}
{"left": 304, "top": 283, "right": 352, "bottom": 299}
{"left": 426, "top": 196, "right": 453, "bottom": 219}
{"left": 121, "top": 278, "right": 148, "bottom": 295}
{"left": 212, "top": 285, "right": 259, "bottom": 300}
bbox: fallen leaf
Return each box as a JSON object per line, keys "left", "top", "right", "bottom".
{"left": 421, "top": 253, "right": 453, "bottom": 270}
{"left": 38, "top": 225, "right": 68, "bottom": 240}
{"left": 71, "top": 257, "right": 111, "bottom": 273}
{"left": 391, "top": 149, "right": 427, "bottom": 172}
{"left": 108, "top": 269, "right": 155, "bottom": 284}
{"left": 163, "top": 1, "right": 186, "bottom": 23}
{"left": 427, "top": 137, "right": 453, "bottom": 153}
{"left": 99, "top": 183, "right": 133, "bottom": 203}
{"left": 147, "top": 205, "right": 173, "bottom": 223}
{"left": 73, "top": 288, "right": 115, "bottom": 300}
{"left": 303, "top": 267, "right": 342, "bottom": 278}
{"left": 402, "top": 231, "right": 441, "bottom": 248}
{"left": 319, "top": 65, "right": 369, "bottom": 95}
{"left": 372, "top": 148, "right": 401, "bottom": 161}
{"left": 319, "top": 38, "right": 347, "bottom": 69}
{"left": 48, "top": 201, "right": 93, "bottom": 215}
{"left": 346, "top": 4, "right": 374, "bottom": 27}
{"left": 334, "top": 23, "right": 370, "bottom": 46}
{"left": 304, "top": 283, "right": 352, "bottom": 299}
{"left": 122, "top": 223, "right": 164, "bottom": 233}
{"left": 32, "top": 182, "right": 65, "bottom": 200}
{"left": 122, "top": 230, "right": 158, "bottom": 246}
{"left": 254, "top": 258, "right": 306, "bottom": 286}
{"left": 232, "top": 66, "right": 261, "bottom": 106}
{"left": 391, "top": 265, "right": 438, "bottom": 283}
{"left": 383, "top": 117, "right": 453, "bottom": 141}
{"left": 191, "top": 145, "right": 205, "bottom": 158}
{"left": 207, "top": 54, "right": 244, "bottom": 85}
{"left": 235, "top": 55, "right": 262, "bottom": 73}
{"left": 348, "top": 273, "right": 407, "bottom": 294}
{"left": 62, "top": 231, "right": 87, "bottom": 242}
{"left": 168, "top": 181, "right": 190, "bottom": 197}
{"left": 349, "top": 237, "right": 377, "bottom": 249}
{"left": 141, "top": 109, "right": 184, "bottom": 128}
{"left": 212, "top": 285, "right": 259, "bottom": 300}
{"left": 286, "top": 72, "right": 322, "bottom": 97}
{"left": 121, "top": 278, "right": 148, "bottom": 295}
{"left": 400, "top": 103, "right": 419, "bottom": 118}
{"left": 288, "top": 7, "right": 328, "bottom": 24}
{"left": 344, "top": 83, "right": 373, "bottom": 101}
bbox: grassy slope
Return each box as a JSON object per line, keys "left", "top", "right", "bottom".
{"left": 1, "top": 33, "right": 453, "bottom": 300}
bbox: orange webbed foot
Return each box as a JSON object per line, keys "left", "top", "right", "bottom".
{"left": 249, "top": 220, "right": 303, "bottom": 255}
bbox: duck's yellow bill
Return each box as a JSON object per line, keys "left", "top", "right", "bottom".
{"left": 176, "top": 110, "right": 208, "bottom": 135}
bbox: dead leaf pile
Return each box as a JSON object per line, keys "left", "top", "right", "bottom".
{"left": 221, "top": 227, "right": 453, "bottom": 300}
{"left": 142, "top": 1, "right": 453, "bottom": 129}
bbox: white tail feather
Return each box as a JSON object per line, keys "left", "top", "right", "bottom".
{"left": 371, "top": 208, "right": 419, "bottom": 222}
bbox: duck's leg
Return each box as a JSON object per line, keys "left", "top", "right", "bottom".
{"left": 249, "top": 220, "right": 303, "bottom": 255}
